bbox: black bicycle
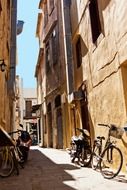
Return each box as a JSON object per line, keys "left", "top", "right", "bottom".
{"left": 91, "top": 123, "right": 124, "bottom": 179}
{"left": 67, "top": 128, "right": 92, "bottom": 167}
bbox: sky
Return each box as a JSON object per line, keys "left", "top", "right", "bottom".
{"left": 16, "top": 0, "right": 39, "bottom": 88}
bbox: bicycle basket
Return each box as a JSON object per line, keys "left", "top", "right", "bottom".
{"left": 109, "top": 124, "right": 124, "bottom": 139}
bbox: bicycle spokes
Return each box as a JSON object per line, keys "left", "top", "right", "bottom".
{"left": 100, "top": 146, "right": 123, "bottom": 179}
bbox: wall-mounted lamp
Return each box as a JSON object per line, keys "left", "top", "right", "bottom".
{"left": 0, "top": 60, "right": 15, "bottom": 72}
{"left": 0, "top": 59, "right": 6, "bottom": 72}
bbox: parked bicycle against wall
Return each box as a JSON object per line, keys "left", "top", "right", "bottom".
{"left": 67, "top": 128, "right": 92, "bottom": 167}
{"left": 0, "top": 145, "right": 22, "bottom": 177}
{"left": 10, "top": 124, "right": 32, "bottom": 163}
{"left": 0, "top": 126, "right": 25, "bottom": 178}
{"left": 91, "top": 123, "right": 124, "bottom": 179}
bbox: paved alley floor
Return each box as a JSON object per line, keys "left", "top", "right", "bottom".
{"left": 0, "top": 146, "right": 127, "bottom": 190}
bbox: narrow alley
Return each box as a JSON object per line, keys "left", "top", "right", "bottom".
{"left": 0, "top": 146, "right": 127, "bottom": 190}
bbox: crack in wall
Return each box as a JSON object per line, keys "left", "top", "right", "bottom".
{"left": 98, "top": 52, "right": 118, "bottom": 71}
{"left": 93, "top": 65, "right": 120, "bottom": 88}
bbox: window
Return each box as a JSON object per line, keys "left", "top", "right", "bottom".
{"left": 0, "top": 2, "right": 2, "bottom": 12}
{"left": 25, "top": 100, "right": 32, "bottom": 117}
{"left": 47, "top": 102, "right": 51, "bottom": 112}
{"left": 51, "top": 27, "right": 58, "bottom": 65}
{"left": 44, "top": 2, "right": 48, "bottom": 27}
{"left": 45, "top": 42, "right": 50, "bottom": 73}
{"left": 45, "top": 26, "right": 58, "bottom": 72}
{"left": 76, "top": 37, "right": 82, "bottom": 68}
{"left": 89, "top": 0, "right": 101, "bottom": 43}
{"left": 55, "top": 95, "right": 61, "bottom": 108}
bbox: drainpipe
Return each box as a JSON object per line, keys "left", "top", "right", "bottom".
{"left": 8, "top": 0, "right": 17, "bottom": 98}
{"left": 8, "top": 1, "right": 24, "bottom": 131}
{"left": 61, "top": 0, "right": 74, "bottom": 102}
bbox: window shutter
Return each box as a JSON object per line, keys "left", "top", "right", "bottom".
{"left": 89, "top": 0, "right": 101, "bottom": 43}
{"left": 51, "top": 26, "right": 58, "bottom": 65}
{"left": 45, "top": 42, "right": 50, "bottom": 73}
{"left": 25, "top": 100, "right": 32, "bottom": 117}
{"left": 76, "top": 37, "right": 82, "bottom": 68}
{"left": 48, "top": 0, "right": 54, "bottom": 15}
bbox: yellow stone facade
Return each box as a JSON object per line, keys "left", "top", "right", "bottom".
{"left": 70, "top": 0, "right": 127, "bottom": 171}
{"left": 36, "top": 0, "right": 72, "bottom": 149}
{"left": 0, "top": 0, "right": 17, "bottom": 132}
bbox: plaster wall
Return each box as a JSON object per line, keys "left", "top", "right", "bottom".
{"left": 71, "top": 0, "right": 127, "bottom": 126}
{"left": 70, "top": 0, "right": 127, "bottom": 171}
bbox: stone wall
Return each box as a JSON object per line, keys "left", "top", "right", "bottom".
{"left": 0, "top": 0, "right": 10, "bottom": 131}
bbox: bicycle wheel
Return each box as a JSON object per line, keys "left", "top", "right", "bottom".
{"left": 91, "top": 145, "right": 100, "bottom": 170}
{"left": 12, "top": 148, "right": 19, "bottom": 175}
{"left": 78, "top": 147, "right": 92, "bottom": 167}
{"left": 0, "top": 148, "right": 14, "bottom": 177}
{"left": 100, "top": 145, "right": 123, "bottom": 179}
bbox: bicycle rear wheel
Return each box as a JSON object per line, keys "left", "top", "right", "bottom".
{"left": 78, "top": 147, "right": 92, "bottom": 167}
{"left": 91, "top": 145, "right": 100, "bottom": 170}
{"left": 0, "top": 148, "right": 14, "bottom": 177}
{"left": 100, "top": 145, "right": 123, "bottom": 179}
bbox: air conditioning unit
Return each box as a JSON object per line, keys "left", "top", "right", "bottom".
{"left": 68, "top": 90, "right": 84, "bottom": 103}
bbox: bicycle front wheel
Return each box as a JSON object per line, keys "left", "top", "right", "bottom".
{"left": 100, "top": 145, "right": 123, "bottom": 179}
{"left": 0, "top": 148, "right": 14, "bottom": 177}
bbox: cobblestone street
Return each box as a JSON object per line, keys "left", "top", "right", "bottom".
{"left": 0, "top": 146, "right": 127, "bottom": 190}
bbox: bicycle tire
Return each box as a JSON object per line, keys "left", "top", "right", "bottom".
{"left": 0, "top": 148, "right": 14, "bottom": 177}
{"left": 12, "top": 149, "right": 19, "bottom": 175}
{"left": 78, "top": 147, "right": 92, "bottom": 167}
{"left": 91, "top": 145, "right": 100, "bottom": 170}
{"left": 100, "top": 145, "right": 123, "bottom": 179}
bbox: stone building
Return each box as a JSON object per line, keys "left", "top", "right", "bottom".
{"left": 35, "top": 0, "right": 127, "bottom": 171}
{"left": 35, "top": 0, "right": 75, "bottom": 149}
{"left": 23, "top": 88, "right": 38, "bottom": 144}
{"left": 0, "top": 0, "right": 17, "bottom": 132}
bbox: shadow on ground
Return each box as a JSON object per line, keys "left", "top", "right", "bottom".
{"left": 0, "top": 149, "right": 80, "bottom": 190}
{"left": 112, "top": 174, "right": 127, "bottom": 183}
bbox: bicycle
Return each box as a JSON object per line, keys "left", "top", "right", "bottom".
{"left": 91, "top": 123, "right": 124, "bottom": 179}
{"left": 0, "top": 127, "right": 24, "bottom": 177}
{"left": 67, "top": 128, "right": 92, "bottom": 167}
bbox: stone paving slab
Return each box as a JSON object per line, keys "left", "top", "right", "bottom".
{"left": 0, "top": 146, "right": 127, "bottom": 190}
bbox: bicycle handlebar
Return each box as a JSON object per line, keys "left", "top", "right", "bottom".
{"left": 8, "top": 129, "right": 22, "bottom": 135}
{"left": 76, "top": 128, "right": 84, "bottom": 133}
{"left": 76, "top": 128, "right": 81, "bottom": 130}
{"left": 98, "top": 123, "right": 110, "bottom": 128}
